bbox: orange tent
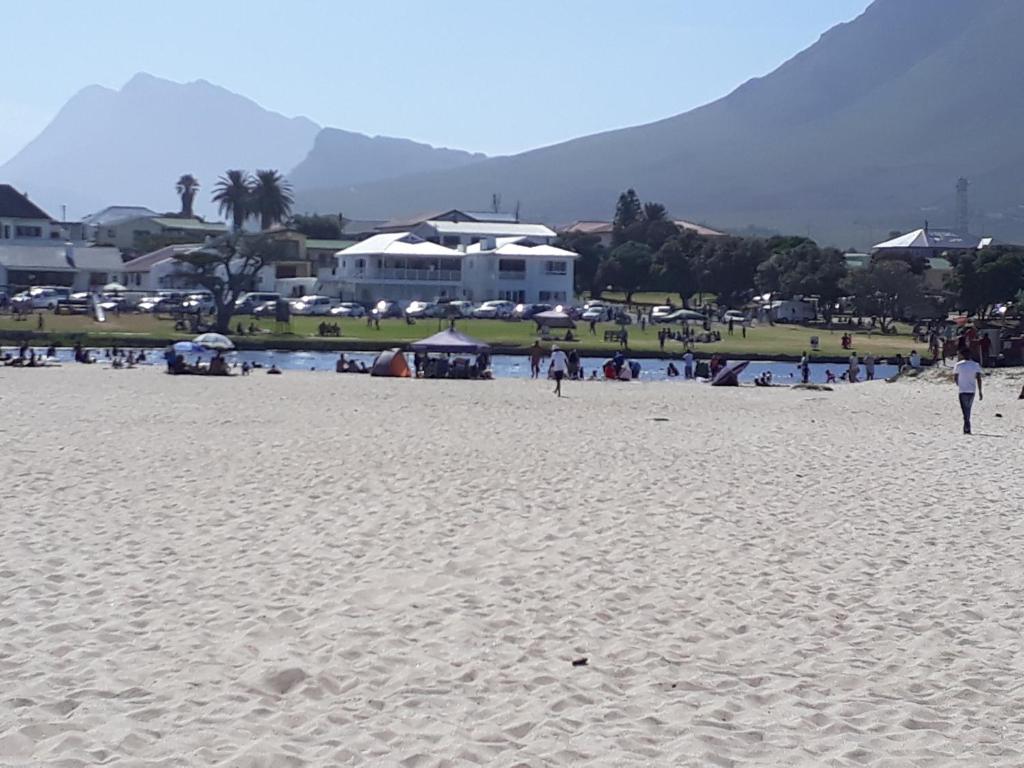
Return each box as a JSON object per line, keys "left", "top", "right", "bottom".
{"left": 371, "top": 349, "right": 411, "bottom": 378}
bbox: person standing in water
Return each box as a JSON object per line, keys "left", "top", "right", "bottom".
{"left": 953, "top": 350, "right": 983, "bottom": 435}
{"left": 550, "top": 345, "right": 568, "bottom": 397}
{"left": 529, "top": 341, "right": 544, "bottom": 379}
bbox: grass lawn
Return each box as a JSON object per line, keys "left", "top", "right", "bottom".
{"left": 0, "top": 311, "right": 922, "bottom": 360}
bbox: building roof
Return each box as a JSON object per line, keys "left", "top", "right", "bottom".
{"left": 123, "top": 245, "right": 200, "bottom": 272}
{"left": 466, "top": 236, "right": 578, "bottom": 258}
{"left": 338, "top": 232, "right": 462, "bottom": 258}
{"left": 306, "top": 239, "right": 358, "bottom": 251}
{"left": 378, "top": 209, "right": 523, "bottom": 230}
{"left": 562, "top": 219, "right": 726, "bottom": 237}
{"left": 149, "top": 217, "right": 228, "bottom": 232}
{"left": 674, "top": 220, "right": 727, "bottom": 237}
{"left": 872, "top": 228, "right": 980, "bottom": 251}
{"left": 81, "top": 205, "right": 159, "bottom": 227}
{"left": 422, "top": 220, "right": 556, "bottom": 238}
{"left": 0, "top": 185, "right": 52, "bottom": 220}
{"left": 0, "top": 245, "right": 122, "bottom": 271}
{"left": 563, "top": 221, "right": 614, "bottom": 235}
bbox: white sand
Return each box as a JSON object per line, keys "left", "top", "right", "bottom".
{"left": 1, "top": 365, "right": 1023, "bottom": 767}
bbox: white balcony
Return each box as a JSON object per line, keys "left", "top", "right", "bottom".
{"left": 350, "top": 268, "right": 461, "bottom": 283}
{"left": 499, "top": 271, "right": 526, "bottom": 281}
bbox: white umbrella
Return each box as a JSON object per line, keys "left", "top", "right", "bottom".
{"left": 193, "top": 333, "right": 235, "bottom": 351}
{"left": 102, "top": 282, "right": 128, "bottom": 293}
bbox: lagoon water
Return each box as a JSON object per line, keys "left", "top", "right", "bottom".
{"left": 14, "top": 346, "right": 898, "bottom": 383}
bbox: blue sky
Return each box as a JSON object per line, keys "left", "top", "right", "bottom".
{"left": 0, "top": 0, "right": 871, "bottom": 163}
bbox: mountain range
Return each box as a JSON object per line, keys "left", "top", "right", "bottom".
{"left": 3, "top": 0, "right": 1023, "bottom": 247}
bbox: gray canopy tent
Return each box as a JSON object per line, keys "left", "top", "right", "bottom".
{"left": 532, "top": 310, "right": 576, "bottom": 330}
{"left": 409, "top": 328, "right": 491, "bottom": 354}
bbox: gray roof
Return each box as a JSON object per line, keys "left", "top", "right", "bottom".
{"left": 81, "top": 205, "right": 160, "bottom": 227}
{"left": 0, "top": 245, "right": 123, "bottom": 271}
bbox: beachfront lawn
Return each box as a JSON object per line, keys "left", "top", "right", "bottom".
{"left": 0, "top": 311, "right": 922, "bottom": 359}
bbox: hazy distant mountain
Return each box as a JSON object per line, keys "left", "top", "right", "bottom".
{"left": 0, "top": 73, "right": 320, "bottom": 219}
{"left": 292, "top": 0, "right": 1024, "bottom": 247}
{"left": 290, "top": 128, "right": 485, "bottom": 196}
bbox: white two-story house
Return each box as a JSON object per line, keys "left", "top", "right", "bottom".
{"left": 462, "top": 237, "right": 577, "bottom": 305}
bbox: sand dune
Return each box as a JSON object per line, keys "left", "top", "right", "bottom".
{"left": 1, "top": 365, "right": 1022, "bottom": 766}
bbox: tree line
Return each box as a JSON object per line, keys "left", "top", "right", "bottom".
{"left": 554, "top": 188, "right": 1024, "bottom": 322}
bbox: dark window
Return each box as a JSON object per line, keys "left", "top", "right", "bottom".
{"left": 498, "top": 259, "right": 526, "bottom": 272}
{"left": 15, "top": 225, "right": 42, "bottom": 238}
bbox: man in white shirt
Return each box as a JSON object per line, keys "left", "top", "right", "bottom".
{"left": 550, "top": 345, "right": 568, "bottom": 397}
{"left": 953, "top": 350, "right": 983, "bottom": 435}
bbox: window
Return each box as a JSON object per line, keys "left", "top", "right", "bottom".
{"left": 108, "top": 228, "right": 117, "bottom": 238}
{"left": 498, "top": 259, "right": 526, "bottom": 273}
{"left": 50, "top": 230, "right": 61, "bottom": 239}
{"left": 442, "top": 236, "right": 461, "bottom": 247}
{"left": 545, "top": 260, "right": 567, "bottom": 275}
{"left": 2, "top": 225, "right": 9, "bottom": 239}
{"left": 15, "top": 225, "right": 42, "bottom": 238}
{"left": 540, "top": 291, "right": 567, "bottom": 302}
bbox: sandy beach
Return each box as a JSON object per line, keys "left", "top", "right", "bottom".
{"left": 1, "top": 365, "right": 1023, "bottom": 767}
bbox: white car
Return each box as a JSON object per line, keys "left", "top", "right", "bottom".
{"left": 289, "top": 295, "right": 334, "bottom": 316}
{"left": 723, "top": 310, "right": 747, "bottom": 324}
{"left": 12, "top": 286, "right": 71, "bottom": 310}
{"left": 445, "top": 300, "right": 475, "bottom": 318}
{"left": 581, "top": 306, "right": 615, "bottom": 323}
{"left": 328, "top": 302, "right": 366, "bottom": 318}
{"left": 472, "top": 300, "right": 516, "bottom": 319}
{"left": 405, "top": 300, "right": 441, "bottom": 318}
{"left": 651, "top": 305, "right": 675, "bottom": 323}
{"left": 182, "top": 292, "right": 215, "bottom": 313}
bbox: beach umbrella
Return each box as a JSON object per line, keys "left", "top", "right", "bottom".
{"left": 173, "top": 341, "right": 205, "bottom": 354}
{"left": 102, "top": 282, "right": 128, "bottom": 293}
{"left": 193, "top": 333, "right": 235, "bottom": 351}
{"left": 711, "top": 360, "right": 750, "bottom": 387}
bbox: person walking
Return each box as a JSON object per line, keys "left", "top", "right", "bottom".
{"left": 954, "top": 350, "right": 983, "bottom": 435}
{"left": 529, "top": 341, "right": 544, "bottom": 379}
{"left": 864, "top": 354, "right": 875, "bottom": 381}
{"left": 551, "top": 345, "right": 568, "bottom": 397}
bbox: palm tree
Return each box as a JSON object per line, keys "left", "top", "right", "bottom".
{"left": 643, "top": 202, "right": 668, "bottom": 222}
{"left": 212, "top": 170, "right": 253, "bottom": 231}
{"left": 175, "top": 174, "right": 199, "bottom": 218}
{"left": 251, "top": 169, "right": 294, "bottom": 231}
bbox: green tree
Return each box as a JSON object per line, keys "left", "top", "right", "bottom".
{"left": 554, "top": 231, "right": 605, "bottom": 297}
{"left": 643, "top": 202, "right": 667, "bottom": 222}
{"left": 252, "top": 169, "right": 294, "bottom": 231}
{"left": 947, "top": 247, "right": 1024, "bottom": 317}
{"left": 842, "top": 260, "right": 926, "bottom": 331}
{"left": 174, "top": 233, "right": 286, "bottom": 333}
{"left": 612, "top": 189, "right": 643, "bottom": 245}
{"left": 652, "top": 231, "right": 701, "bottom": 305}
{"left": 597, "top": 241, "right": 653, "bottom": 304}
{"left": 175, "top": 174, "right": 199, "bottom": 218}
{"left": 290, "top": 213, "right": 344, "bottom": 239}
{"left": 756, "top": 241, "right": 848, "bottom": 317}
{"left": 212, "top": 170, "right": 253, "bottom": 231}
{"left": 695, "top": 237, "right": 769, "bottom": 307}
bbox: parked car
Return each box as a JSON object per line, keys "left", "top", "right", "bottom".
{"left": 137, "top": 291, "right": 186, "bottom": 313}
{"left": 444, "top": 300, "right": 476, "bottom": 318}
{"left": 405, "top": 300, "right": 443, "bottom": 319}
{"left": 252, "top": 300, "right": 279, "bottom": 317}
{"left": 234, "top": 292, "right": 281, "bottom": 314}
{"left": 328, "top": 302, "right": 366, "bottom": 318}
{"left": 289, "top": 295, "right": 334, "bottom": 316}
{"left": 471, "top": 300, "right": 516, "bottom": 319}
{"left": 513, "top": 303, "right": 552, "bottom": 320}
{"left": 723, "top": 310, "right": 747, "bottom": 324}
{"left": 651, "top": 305, "right": 675, "bottom": 323}
{"left": 182, "top": 291, "right": 215, "bottom": 313}
{"left": 581, "top": 306, "right": 612, "bottom": 323}
{"left": 372, "top": 300, "right": 404, "bottom": 318}
{"left": 12, "top": 286, "right": 71, "bottom": 310}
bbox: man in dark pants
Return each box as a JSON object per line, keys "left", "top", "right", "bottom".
{"left": 953, "top": 350, "right": 983, "bottom": 434}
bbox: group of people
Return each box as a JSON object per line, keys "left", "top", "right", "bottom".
{"left": 164, "top": 349, "right": 231, "bottom": 376}
{"left": 2, "top": 343, "right": 59, "bottom": 367}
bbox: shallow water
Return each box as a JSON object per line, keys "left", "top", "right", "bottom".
{"left": 7, "top": 345, "right": 897, "bottom": 384}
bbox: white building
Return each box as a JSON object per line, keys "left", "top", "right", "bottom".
{"left": 0, "top": 184, "right": 62, "bottom": 243}
{"left": 322, "top": 232, "right": 578, "bottom": 305}
{"left": 323, "top": 233, "right": 464, "bottom": 303}
{"left": 0, "top": 244, "right": 124, "bottom": 294}
{"left": 462, "top": 237, "right": 577, "bottom": 304}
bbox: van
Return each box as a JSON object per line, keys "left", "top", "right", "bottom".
{"left": 234, "top": 292, "right": 281, "bottom": 314}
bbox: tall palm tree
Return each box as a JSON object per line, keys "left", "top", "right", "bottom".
{"left": 212, "top": 170, "right": 253, "bottom": 231}
{"left": 251, "top": 169, "right": 294, "bottom": 231}
{"left": 175, "top": 174, "right": 200, "bottom": 218}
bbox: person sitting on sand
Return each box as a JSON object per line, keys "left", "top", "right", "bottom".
{"left": 267, "top": 364, "right": 282, "bottom": 375}
{"left": 241, "top": 361, "right": 251, "bottom": 376}
{"left": 209, "top": 353, "right": 228, "bottom": 376}
{"left": 336, "top": 353, "right": 349, "bottom": 373}
{"left": 667, "top": 362, "right": 679, "bottom": 378}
